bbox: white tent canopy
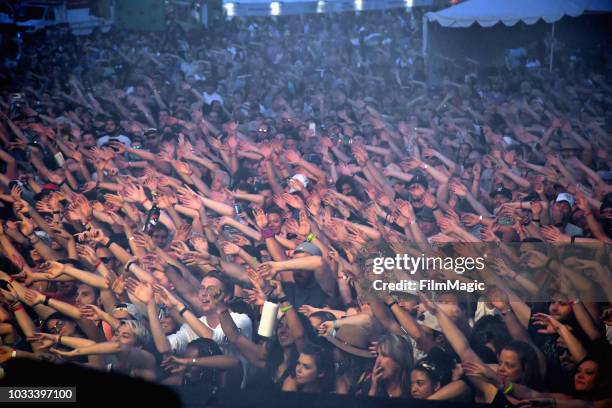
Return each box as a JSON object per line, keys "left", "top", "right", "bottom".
{"left": 425, "top": 0, "right": 585, "bottom": 28}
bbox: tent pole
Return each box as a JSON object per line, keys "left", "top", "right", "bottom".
{"left": 549, "top": 22, "right": 555, "bottom": 73}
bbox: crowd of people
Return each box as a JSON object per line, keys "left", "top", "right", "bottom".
{"left": 0, "top": 8, "right": 611, "bottom": 407}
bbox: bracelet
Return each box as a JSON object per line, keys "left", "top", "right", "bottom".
{"left": 261, "top": 228, "right": 275, "bottom": 239}
{"left": 280, "top": 304, "right": 293, "bottom": 313}
{"left": 178, "top": 306, "right": 189, "bottom": 317}
{"left": 94, "top": 259, "right": 102, "bottom": 269}
{"left": 43, "top": 295, "right": 50, "bottom": 306}
{"left": 12, "top": 304, "right": 24, "bottom": 312}
{"left": 140, "top": 198, "right": 148, "bottom": 206}
{"left": 386, "top": 300, "right": 398, "bottom": 309}
{"left": 58, "top": 335, "right": 63, "bottom": 344}
{"left": 9, "top": 300, "right": 20, "bottom": 310}
{"left": 124, "top": 258, "right": 136, "bottom": 272}
{"left": 105, "top": 236, "right": 115, "bottom": 248}
{"left": 306, "top": 233, "right": 316, "bottom": 242}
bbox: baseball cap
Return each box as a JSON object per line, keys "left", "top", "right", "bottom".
{"left": 408, "top": 172, "right": 429, "bottom": 190}
{"left": 294, "top": 241, "right": 322, "bottom": 256}
{"left": 288, "top": 173, "right": 309, "bottom": 193}
{"left": 490, "top": 186, "right": 512, "bottom": 201}
{"left": 416, "top": 207, "right": 436, "bottom": 223}
{"left": 556, "top": 192, "right": 575, "bottom": 207}
{"left": 418, "top": 311, "right": 441, "bottom": 332}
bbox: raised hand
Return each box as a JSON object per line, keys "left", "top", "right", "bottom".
{"left": 27, "top": 332, "right": 58, "bottom": 350}
{"left": 125, "top": 278, "right": 153, "bottom": 304}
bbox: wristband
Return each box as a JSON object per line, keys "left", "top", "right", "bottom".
{"left": 280, "top": 304, "right": 293, "bottom": 313}
{"left": 306, "top": 233, "right": 316, "bottom": 242}
{"left": 261, "top": 228, "right": 275, "bottom": 239}
{"left": 58, "top": 335, "right": 63, "bottom": 344}
{"left": 386, "top": 300, "right": 398, "bottom": 309}
{"left": 124, "top": 258, "right": 136, "bottom": 273}
{"left": 503, "top": 382, "right": 513, "bottom": 395}
{"left": 43, "top": 295, "right": 50, "bottom": 306}
{"left": 178, "top": 306, "right": 189, "bottom": 317}
{"left": 105, "top": 236, "right": 115, "bottom": 248}
{"left": 12, "top": 304, "right": 24, "bottom": 312}
{"left": 94, "top": 260, "right": 102, "bottom": 269}
{"left": 140, "top": 198, "right": 148, "bottom": 206}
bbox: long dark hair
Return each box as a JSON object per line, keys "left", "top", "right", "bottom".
{"left": 500, "top": 340, "right": 542, "bottom": 389}
{"left": 298, "top": 343, "right": 335, "bottom": 393}
{"left": 183, "top": 338, "right": 223, "bottom": 386}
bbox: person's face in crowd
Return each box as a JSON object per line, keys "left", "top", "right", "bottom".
{"left": 497, "top": 349, "right": 522, "bottom": 386}
{"left": 574, "top": 360, "right": 600, "bottom": 393}
{"left": 267, "top": 213, "right": 283, "bottom": 234}
{"left": 46, "top": 318, "right": 75, "bottom": 336}
{"left": 208, "top": 111, "right": 221, "bottom": 126}
{"left": 436, "top": 293, "right": 464, "bottom": 322}
{"left": 295, "top": 353, "right": 322, "bottom": 387}
{"left": 458, "top": 143, "right": 472, "bottom": 160}
{"left": 105, "top": 120, "right": 117, "bottom": 135}
{"left": 183, "top": 344, "right": 204, "bottom": 377}
{"left": 151, "top": 228, "right": 169, "bottom": 248}
{"left": 198, "top": 276, "right": 225, "bottom": 313}
{"left": 549, "top": 295, "right": 572, "bottom": 322}
{"left": 417, "top": 219, "right": 436, "bottom": 236}
{"left": 161, "top": 314, "right": 178, "bottom": 335}
{"left": 145, "top": 131, "right": 161, "bottom": 150}
{"left": 492, "top": 192, "right": 510, "bottom": 209}
{"left": 341, "top": 182, "right": 354, "bottom": 196}
{"left": 75, "top": 284, "right": 97, "bottom": 306}
{"left": 375, "top": 345, "right": 401, "bottom": 382}
{"left": 410, "top": 369, "right": 439, "bottom": 399}
{"left": 113, "top": 322, "right": 137, "bottom": 347}
{"left": 276, "top": 316, "right": 294, "bottom": 347}
{"left": 556, "top": 338, "right": 577, "bottom": 372}
{"left": 292, "top": 252, "right": 315, "bottom": 288}
{"left": 82, "top": 133, "right": 96, "bottom": 149}
{"left": 409, "top": 184, "right": 426, "bottom": 207}
{"left": 309, "top": 315, "right": 326, "bottom": 330}
{"left": 30, "top": 248, "right": 42, "bottom": 263}
{"left": 284, "top": 138, "right": 298, "bottom": 151}
{"left": 551, "top": 201, "right": 571, "bottom": 225}
{"left": 159, "top": 110, "right": 169, "bottom": 124}
{"left": 211, "top": 172, "right": 227, "bottom": 191}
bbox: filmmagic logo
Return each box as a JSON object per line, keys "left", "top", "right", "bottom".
{"left": 372, "top": 279, "right": 486, "bottom": 293}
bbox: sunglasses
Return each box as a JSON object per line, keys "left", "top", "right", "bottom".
{"left": 49, "top": 319, "right": 65, "bottom": 334}
{"left": 114, "top": 303, "right": 129, "bottom": 311}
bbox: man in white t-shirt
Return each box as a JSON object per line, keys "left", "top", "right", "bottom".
{"left": 202, "top": 81, "right": 224, "bottom": 106}
{"left": 166, "top": 273, "right": 252, "bottom": 388}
